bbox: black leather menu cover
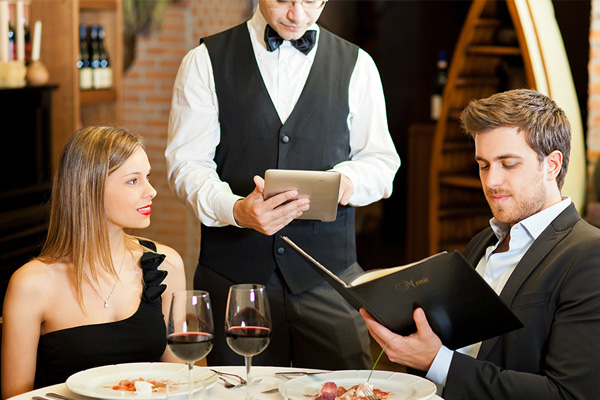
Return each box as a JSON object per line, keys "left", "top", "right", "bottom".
{"left": 282, "top": 236, "right": 523, "bottom": 350}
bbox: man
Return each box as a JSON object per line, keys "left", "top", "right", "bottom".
{"left": 166, "top": 0, "right": 400, "bottom": 368}
{"left": 361, "top": 89, "right": 600, "bottom": 399}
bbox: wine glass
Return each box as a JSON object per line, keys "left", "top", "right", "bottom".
{"left": 225, "top": 284, "right": 272, "bottom": 400}
{"left": 167, "top": 290, "right": 214, "bottom": 400}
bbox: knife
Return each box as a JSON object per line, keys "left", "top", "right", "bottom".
{"left": 275, "top": 371, "right": 326, "bottom": 377}
{"left": 46, "top": 393, "right": 76, "bottom": 400}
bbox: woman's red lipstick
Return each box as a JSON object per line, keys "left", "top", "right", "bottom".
{"left": 137, "top": 204, "right": 152, "bottom": 215}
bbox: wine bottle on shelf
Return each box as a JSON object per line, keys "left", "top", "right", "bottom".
{"left": 21, "top": 2, "right": 31, "bottom": 62}
{"left": 13, "top": 1, "right": 31, "bottom": 62}
{"left": 8, "top": 23, "right": 14, "bottom": 60}
{"left": 90, "top": 24, "right": 102, "bottom": 89}
{"left": 430, "top": 49, "right": 448, "bottom": 121}
{"left": 7, "top": 6, "right": 14, "bottom": 60}
{"left": 23, "top": 23, "right": 30, "bottom": 62}
{"left": 77, "top": 24, "right": 92, "bottom": 90}
{"left": 97, "top": 25, "right": 112, "bottom": 88}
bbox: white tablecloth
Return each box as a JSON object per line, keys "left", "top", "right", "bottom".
{"left": 8, "top": 366, "right": 443, "bottom": 400}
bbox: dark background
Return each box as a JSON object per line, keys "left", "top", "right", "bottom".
{"left": 319, "top": 0, "right": 591, "bottom": 268}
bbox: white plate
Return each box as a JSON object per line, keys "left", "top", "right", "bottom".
{"left": 280, "top": 370, "right": 436, "bottom": 400}
{"left": 66, "top": 362, "right": 217, "bottom": 399}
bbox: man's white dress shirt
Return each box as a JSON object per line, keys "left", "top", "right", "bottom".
{"left": 166, "top": 8, "right": 400, "bottom": 227}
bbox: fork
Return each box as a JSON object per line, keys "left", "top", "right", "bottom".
{"left": 362, "top": 384, "right": 381, "bottom": 400}
{"left": 210, "top": 369, "right": 247, "bottom": 385}
{"left": 217, "top": 376, "right": 244, "bottom": 388}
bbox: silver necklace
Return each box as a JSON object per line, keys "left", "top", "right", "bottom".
{"left": 84, "top": 250, "right": 127, "bottom": 308}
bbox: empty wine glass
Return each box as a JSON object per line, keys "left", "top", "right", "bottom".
{"left": 225, "top": 284, "right": 272, "bottom": 400}
{"left": 167, "top": 290, "right": 214, "bottom": 400}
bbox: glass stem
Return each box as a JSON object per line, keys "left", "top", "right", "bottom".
{"left": 245, "top": 356, "right": 252, "bottom": 400}
{"left": 187, "top": 362, "right": 193, "bottom": 400}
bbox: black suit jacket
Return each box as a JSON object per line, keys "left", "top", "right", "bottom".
{"left": 443, "top": 204, "right": 600, "bottom": 400}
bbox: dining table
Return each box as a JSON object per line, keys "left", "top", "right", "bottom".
{"left": 8, "top": 365, "right": 444, "bottom": 400}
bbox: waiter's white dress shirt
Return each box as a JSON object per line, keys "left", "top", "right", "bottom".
{"left": 426, "top": 197, "right": 572, "bottom": 389}
{"left": 166, "top": 8, "right": 400, "bottom": 227}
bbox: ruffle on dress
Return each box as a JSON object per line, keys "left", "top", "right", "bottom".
{"left": 140, "top": 250, "right": 167, "bottom": 303}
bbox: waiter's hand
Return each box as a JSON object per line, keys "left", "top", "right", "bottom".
{"left": 233, "top": 175, "right": 310, "bottom": 236}
{"left": 360, "top": 308, "right": 441, "bottom": 372}
{"left": 338, "top": 174, "right": 354, "bottom": 206}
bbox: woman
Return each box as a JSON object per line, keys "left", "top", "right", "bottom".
{"left": 1, "top": 126, "right": 186, "bottom": 398}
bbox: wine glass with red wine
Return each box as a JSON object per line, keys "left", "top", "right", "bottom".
{"left": 167, "top": 290, "right": 214, "bottom": 400}
{"left": 225, "top": 284, "right": 272, "bottom": 400}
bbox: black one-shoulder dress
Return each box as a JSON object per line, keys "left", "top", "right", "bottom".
{"left": 34, "top": 240, "right": 168, "bottom": 388}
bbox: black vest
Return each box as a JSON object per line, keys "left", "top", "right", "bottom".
{"left": 200, "top": 23, "right": 359, "bottom": 294}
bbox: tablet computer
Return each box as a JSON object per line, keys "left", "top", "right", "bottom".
{"left": 264, "top": 169, "right": 341, "bottom": 222}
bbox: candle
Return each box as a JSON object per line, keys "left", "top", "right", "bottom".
{"left": 31, "top": 20, "right": 40, "bottom": 61}
{"left": 16, "top": 0, "right": 24, "bottom": 61}
{"left": 0, "top": 0, "right": 8, "bottom": 62}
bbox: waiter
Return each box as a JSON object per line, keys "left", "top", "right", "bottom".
{"left": 166, "top": 0, "right": 400, "bottom": 369}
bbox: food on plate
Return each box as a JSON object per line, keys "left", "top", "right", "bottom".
{"left": 106, "top": 377, "right": 178, "bottom": 393}
{"left": 134, "top": 380, "right": 153, "bottom": 395}
{"left": 315, "top": 381, "right": 337, "bottom": 400}
{"left": 314, "top": 381, "right": 393, "bottom": 400}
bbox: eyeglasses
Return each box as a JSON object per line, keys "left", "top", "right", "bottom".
{"left": 267, "top": 0, "right": 328, "bottom": 10}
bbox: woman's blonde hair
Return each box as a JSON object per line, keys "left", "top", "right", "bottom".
{"left": 38, "top": 126, "right": 145, "bottom": 303}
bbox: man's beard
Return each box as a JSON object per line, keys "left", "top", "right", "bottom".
{"left": 486, "top": 186, "right": 547, "bottom": 225}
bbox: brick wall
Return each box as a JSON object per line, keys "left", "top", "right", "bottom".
{"left": 122, "top": 1, "right": 253, "bottom": 287}
{"left": 586, "top": 1, "right": 600, "bottom": 224}
{"left": 124, "top": 1, "right": 600, "bottom": 280}
{"left": 589, "top": 1, "right": 600, "bottom": 199}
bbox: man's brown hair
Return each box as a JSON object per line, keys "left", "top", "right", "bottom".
{"left": 461, "top": 89, "right": 571, "bottom": 189}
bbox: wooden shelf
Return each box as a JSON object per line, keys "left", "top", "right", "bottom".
{"left": 447, "top": 109, "right": 463, "bottom": 121}
{"left": 438, "top": 206, "right": 490, "bottom": 218}
{"left": 455, "top": 76, "right": 502, "bottom": 87}
{"left": 80, "top": 89, "right": 118, "bottom": 104}
{"left": 439, "top": 175, "right": 482, "bottom": 189}
{"left": 475, "top": 18, "right": 502, "bottom": 28}
{"left": 442, "top": 141, "right": 474, "bottom": 152}
{"left": 438, "top": 241, "right": 469, "bottom": 253}
{"left": 466, "top": 45, "right": 522, "bottom": 56}
{"left": 0, "top": 205, "right": 49, "bottom": 234}
{"left": 0, "top": 183, "right": 52, "bottom": 201}
{"left": 79, "top": 0, "right": 118, "bottom": 11}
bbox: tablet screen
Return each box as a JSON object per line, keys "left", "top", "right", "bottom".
{"left": 263, "top": 169, "right": 341, "bottom": 222}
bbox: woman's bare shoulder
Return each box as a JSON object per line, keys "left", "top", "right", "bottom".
{"left": 10, "top": 259, "right": 54, "bottom": 287}
{"left": 155, "top": 243, "right": 184, "bottom": 270}
{"left": 5, "top": 259, "right": 61, "bottom": 305}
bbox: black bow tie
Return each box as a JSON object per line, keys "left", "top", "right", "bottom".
{"left": 264, "top": 24, "right": 317, "bottom": 55}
